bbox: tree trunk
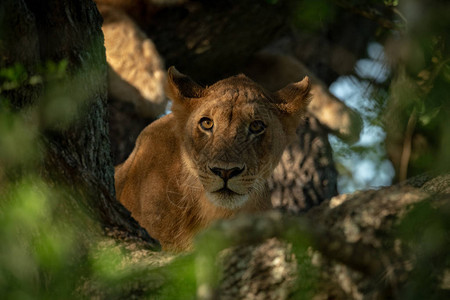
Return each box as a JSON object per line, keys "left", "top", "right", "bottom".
{"left": 1, "top": 0, "right": 159, "bottom": 249}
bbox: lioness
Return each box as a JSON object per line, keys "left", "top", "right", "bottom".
{"left": 115, "top": 67, "right": 311, "bottom": 251}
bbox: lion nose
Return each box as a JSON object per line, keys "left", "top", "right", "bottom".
{"left": 209, "top": 166, "right": 244, "bottom": 181}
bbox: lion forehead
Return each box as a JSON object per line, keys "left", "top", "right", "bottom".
{"left": 201, "top": 87, "right": 274, "bottom": 115}
{"left": 205, "top": 77, "right": 272, "bottom": 104}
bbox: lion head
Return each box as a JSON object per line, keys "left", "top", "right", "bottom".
{"left": 166, "top": 67, "right": 311, "bottom": 210}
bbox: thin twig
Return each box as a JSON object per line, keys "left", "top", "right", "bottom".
{"left": 399, "top": 108, "right": 417, "bottom": 181}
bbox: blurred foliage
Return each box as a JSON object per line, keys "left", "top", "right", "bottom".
{"left": 0, "top": 62, "right": 92, "bottom": 299}
{"left": 291, "top": 0, "right": 337, "bottom": 32}
{"left": 0, "top": 60, "right": 68, "bottom": 94}
{"left": 396, "top": 200, "right": 450, "bottom": 299}
{"left": 328, "top": 0, "right": 450, "bottom": 190}
{"left": 0, "top": 178, "right": 89, "bottom": 299}
{"left": 384, "top": 0, "right": 450, "bottom": 180}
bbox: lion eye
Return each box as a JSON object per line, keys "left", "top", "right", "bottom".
{"left": 199, "top": 117, "right": 214, "bottom": 131}
{"left": 249, "top": 120, "right": 266, "bottom": 134}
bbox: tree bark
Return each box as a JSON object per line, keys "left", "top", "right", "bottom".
{"left": 1, "top": 0, "right": 159, "bottom": 249}
{"left": 269, "top": 115, "right": 338, "bottom": 213}
{"left": 193, "top": 173, "right": 450, "bottom": 300}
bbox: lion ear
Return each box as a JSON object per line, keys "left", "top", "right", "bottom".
{"left": 274, "top": 77, "right": 311, "bottom": 135}
{"left": 166, "top": 66, "right": 204, "bottom": 104}
{"left": 275, "top": 76, "right": 311, "bottom": 115}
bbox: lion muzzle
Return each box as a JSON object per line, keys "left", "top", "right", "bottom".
{"left": 209, "top": 166, "right": 245, "bottom": 181}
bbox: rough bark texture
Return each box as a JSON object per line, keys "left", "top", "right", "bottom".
{"left": 217, "top": 238, "right": 297, "bottom": 300}
{"left": 194, "top": 173, "right": 450, "bottom": 300}
{"left": 1, "top": 0, "right": 159, "bottom": 249}
{"left": 269, "top": 115, "right": 338, "bottom": 213}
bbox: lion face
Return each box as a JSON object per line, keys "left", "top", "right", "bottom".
{"left": 167, "top": 67, "right": 310, "bottom": 209}
{"left": 181, "top": 90, "right": 286, "bottom": 208}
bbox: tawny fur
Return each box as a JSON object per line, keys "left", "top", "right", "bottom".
{"left": 115, "top": 68, "right": 311, "bottom": 251}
